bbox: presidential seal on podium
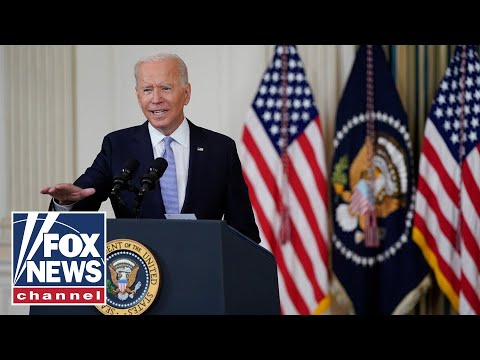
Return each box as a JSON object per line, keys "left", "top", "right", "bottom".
{"left": 96, "top": 238, "right": 161, "bottom": 315}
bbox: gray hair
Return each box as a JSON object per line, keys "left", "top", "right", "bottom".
{"left": 134, "top": 53, "right": 189, "bottom": 86}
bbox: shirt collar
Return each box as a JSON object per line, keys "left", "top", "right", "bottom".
{"left": 148, "top": 118, "right": 190, "bottom": 149}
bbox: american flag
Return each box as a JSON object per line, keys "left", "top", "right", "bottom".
{"left": 349, "top": 179, "right": 375, "bottom": 215}
{"left": 239, "top": 45, "right": 330, "bottom": 314}
{"left": 413, "top": 45, "right": 480, "bottom": 315}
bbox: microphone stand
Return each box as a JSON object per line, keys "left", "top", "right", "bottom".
{"left": 109, "top": 184, "right": 141, "bottom": 219}
{"left": 133, "top": 191, "right": 144, "bottom": 219}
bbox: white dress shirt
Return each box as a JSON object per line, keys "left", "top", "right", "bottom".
{"left": 148, "top": 119, "right": 190, "bottom": 211}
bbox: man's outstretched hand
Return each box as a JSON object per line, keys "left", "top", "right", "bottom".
{"left": 40, "top": 183, "right": 96, "bottom": 205}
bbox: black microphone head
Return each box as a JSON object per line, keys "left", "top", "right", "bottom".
{"left": 123, "top": 158, "right": 140, "bottom": 175}
{"left": 148, "top": 157, "right": 168, "bottom": 179}
{"left": 112, "top": 158, "right": 140, "bottom": 193}
{"left": 139, "top": 157, "right": 168, "bottom": 193}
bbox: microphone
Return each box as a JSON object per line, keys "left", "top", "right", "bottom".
{"left": 139, "top": 157, "right": 168, "bottom": 194}
{"left": 111, "top": 159, "right": 140, "bottom": 194}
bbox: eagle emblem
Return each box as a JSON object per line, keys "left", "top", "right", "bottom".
{"left": 108, "top": 259, "right": 142, "bottom": 301}
{"left": 332, "top": 133, "right": 408, "bottom": 245}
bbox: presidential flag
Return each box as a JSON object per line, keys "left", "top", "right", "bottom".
{"left": 331, "top": 45, "right": 429, "bottom": 315}
{"left": 413, "top": 45, "right": 480, "bottom": 315}
{"left": 239, "top": 45, "right": 330, "bottom": 314}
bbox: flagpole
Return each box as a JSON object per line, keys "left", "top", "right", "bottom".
{"left": 279, "top": 45, "right": 291, "bottom": 245}
{"left": 456, "top": 45, "right": 467, "bottom": 252}
{"left": 365, "top": 44, "right": 379, "bottom": 248}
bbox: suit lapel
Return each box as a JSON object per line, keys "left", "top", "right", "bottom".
{"left": 133, "top": 122, "right": 165, "bottom": 217}
{"left": 182, "top": 119, "right": 205, "bottom": 214}
{"left": 133, "top": 121, "right": 155, "bottom": 165}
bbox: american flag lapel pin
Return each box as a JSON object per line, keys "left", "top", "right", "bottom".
{"left": 197, "top": 147, "right": 204, "bottom": 151}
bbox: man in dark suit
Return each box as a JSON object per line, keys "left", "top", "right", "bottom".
{"left": 41, "top": 52, "right": 260, "bottom": 244}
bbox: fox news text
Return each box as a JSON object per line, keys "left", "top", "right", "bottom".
{"left": 11, "top": 212, "right": 106, "bottom": 305}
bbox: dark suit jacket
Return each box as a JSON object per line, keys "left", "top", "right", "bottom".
{"left": 65, "top": 119, "right": 260, "bottom": 244}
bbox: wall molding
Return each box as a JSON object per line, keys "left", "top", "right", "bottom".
{"left": 6, "top": 45, "right": 75, "bottom": 212}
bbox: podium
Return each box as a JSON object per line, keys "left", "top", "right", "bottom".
{"left": 29, "top": 219, "right": 280, "bottom": 315}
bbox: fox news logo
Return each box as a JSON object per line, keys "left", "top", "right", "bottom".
{"left": 11, "top": 212, "right": 106, "bottom": 305}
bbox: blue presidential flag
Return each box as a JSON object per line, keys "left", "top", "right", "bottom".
{"left": 330, "top": 45, "right": 429, "bottom": 314}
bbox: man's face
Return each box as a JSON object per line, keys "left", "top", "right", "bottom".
{"left": 136, "top": 59, "right": 191, "bottom": 135}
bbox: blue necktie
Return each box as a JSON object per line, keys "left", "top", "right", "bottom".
{"left": 160, "top": 136, "right": 179, "bottom": 214}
